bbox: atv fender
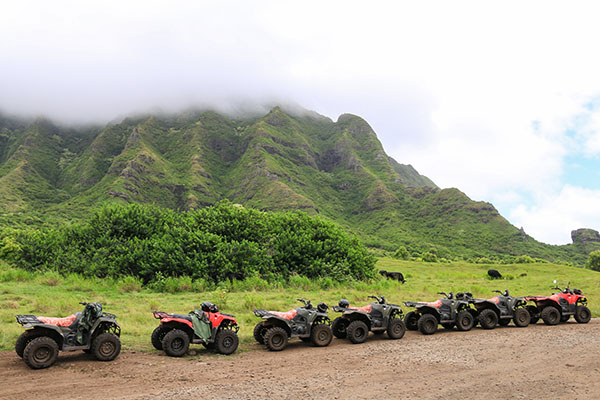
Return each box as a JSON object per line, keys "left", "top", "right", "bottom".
{"left": 261, "top": 317, "right": 292, "bottom": 336}
{"left": 25, "top": 326, "right": 65, "bottom": 349}
{"left": 341, "top": 311, "right": 371, "bottom": 329}
{"left": 415, "top": 306, "right": 441, "bottom": 322}
{"left": 474, "top": 300, "right": 501, "bottom": 316}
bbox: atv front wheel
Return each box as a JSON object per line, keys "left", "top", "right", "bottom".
{"left": 253, "top": 322, "right": 267, "bottom": 344}
{"left": 92, "top": 333, "right": 121, "bottom": 361}
{"left": 404, "top": 311, "right": 418, "bottom": 331}
{"left": 478, "top": 309, "right": 498, "bottom": 330}
{"left": 513, "top": 308, "right": 530, "bottom": 327}
{"left": 387, "top": 318, "right": 406, "bottom": 340}
{"left": 215, "top": 329, "right": 239, "bottom": 355}
{"left": 332, "top": 317, "right": 348, "bottom": 339}
{"left": 346, "top": 320, "right": 369, "bottom": 344}
{"left": 161, "top": 329, "right": 190, "bottom": 357}
{"left": 456, "top": 310, "right": 475, "bottom": 331}
{"left": 15, "top": 331, "right": 36, "bottom": 358}
{"left": 541, "top": 307, "right": 560, "bottom": 325}
{"left": 23, "top": 336, "right": 59, "bottom": 369}
{"left": 151, "top": 326, "right": 171, "bottom": 350}
{"left": 311, "top": 324, "right": 333, "bottom": 347}
{"left": 264, "top": 327, "right": 288, "bottom": 351}
{"left": 575, "top": 305, "right": 591, "bottom": 324}
{"left": 418, "top": 314, "right": 438, "bottom": 335}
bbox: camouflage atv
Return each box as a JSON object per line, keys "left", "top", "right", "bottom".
{"left": 253, "top": 299, "right": 332, "bottom": 351}
{"left": 473, "top": 289, "right": 531, "bottom": 329}
{"left": 151, "top": 301, "right": 239, "bottom": 357}
{"left": 331, "top": 295, "right": 406, "bottom": 344}
{"left": 404, "top": 292, "right": 478, "bottom": 335}
{"left": 15, "top": 302, "right": 121, "bottom": 369}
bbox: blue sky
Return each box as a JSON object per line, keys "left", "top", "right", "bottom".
{"left": 1, "top": 1, "right": 599, "bottom": 244}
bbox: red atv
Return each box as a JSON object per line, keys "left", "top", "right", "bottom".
{"left": 524, "top": 281, "right": 591, "bottom": 325}
{"left": 151, "top": 302, "right": 239, "bottom": 357}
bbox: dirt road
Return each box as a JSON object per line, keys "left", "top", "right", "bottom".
{"left": 2, "top": 320, "right": 599, "bottom": 400}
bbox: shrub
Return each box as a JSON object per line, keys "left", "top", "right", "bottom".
{"left": 422, "top": 251, "right": 438, "bottom": 263}
{"left": 393, "top": 246, "right": 410, "bottom": 260}
{"left": 516, "top": 255, "right": 535, "bottom": 264}
{"left": 6, "top": 201, "right": 377, "bottom": 284}
{"left": 587, "top": 250, "right": 600, "bottom": 271}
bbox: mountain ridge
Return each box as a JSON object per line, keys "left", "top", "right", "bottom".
{"left": 0, "top": 106, "right": 597, "bottom": 264}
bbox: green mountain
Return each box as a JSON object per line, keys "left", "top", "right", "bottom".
{"left": 0, "top": 107, "right": 598, "bottom": 264}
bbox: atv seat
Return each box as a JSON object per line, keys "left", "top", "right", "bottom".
{"left": 268, "top": 310, "right": 298, "bottom": 320}
{"left": 170, "top": 314, "right": 193, "bottom": 322}
{"left": 38, "top": 312, "right": 81, "bottom": 328}
{"left": 349, "top": 304, "right": 373, "bottom": 313}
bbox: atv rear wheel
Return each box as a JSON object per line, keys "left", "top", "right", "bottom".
{"left": 456, "top": 310, "right": 475, "bottom": 331}
{"left": 387, "top": 318, "right": 406, "bottom": 340}
{"left": 253, "top": 322, "right": 267, "bottom": 344}
{"left": 478, "top": 309, "right": 498, "bottom": 329}
{"left": 264, "top": 327, "right": 288, "bottom": 351}
{"left": 92, "top": 333, "right": 121, "bottom": 361}
{"left": 541, "top": 307, "right": 560, "bottom": 325}
{"left": 311, "top": 324, "right": 333, "bottom": 347}
{"left": 162, "top": 329, "right": 190, "bottom": 357}
{"left": 15, "top": 331, "right": 36, "bottom": 358}
{"left": 346, "top": 320, "right": 369, "bottom": 344}
{"left": 332, "top": 317, "right": 348, "bottom": 339}
{"left": 215, "top": 329, "right": 239, "bottom": 355}
{"left": 23, "top": 336, "right": 59, "bottom": 369}
{"left": 575, "top": 305, "right": 591, "bottom": 324}
{"left": 513, "top": 308, "right": 530, "bottom": 327}
{"left": 151, "top": 326, "right": 170, "bottom": 350}
{"left": 418, "top": 314, "right": 438, "bottom": 335}
{"left": 526, "top": 306, "right": 539, "bottom": 324}
{"left": 404, "top": 311, "right": 419, "bottom": 331}
{"left": 498, "top": 318, "right": 511, "bottom": 326}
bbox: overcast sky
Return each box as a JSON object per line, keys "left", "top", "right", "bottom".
{"left": 2, "top": 1, "right": 600, "bottom": 245}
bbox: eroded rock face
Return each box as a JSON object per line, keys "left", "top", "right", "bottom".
{"left": 571, "top": 228, "right": 600, "bottom": 245}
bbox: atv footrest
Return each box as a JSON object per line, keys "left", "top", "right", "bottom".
{"left": 16, "top": 315, "right": 41, "bottom": 325}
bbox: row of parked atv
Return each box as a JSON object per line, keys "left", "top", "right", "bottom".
{"left": 14, "top": 282, "right": 591, "bottom": 369}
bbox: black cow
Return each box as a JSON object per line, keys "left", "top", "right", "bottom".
{"left": 487, "top": 269, "right": 502, "bottom": 279}
{"left": 225, "top": 272, "right": 244, "bottom": 283}
{"left": 379, "top": 270, "right": 406, "bottom": 284}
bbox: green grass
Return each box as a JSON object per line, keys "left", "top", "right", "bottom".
{"left": 1, "top": 258, "right": 599, "bottom": 354}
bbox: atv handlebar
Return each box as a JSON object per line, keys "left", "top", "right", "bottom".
{"left": 437, "top": 292, "right": 447, "bottom": 297}
{"left": 297, "top": 299, "right": 313, "bottom": 309}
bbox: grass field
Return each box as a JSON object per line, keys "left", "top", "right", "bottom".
{"left": 1, "top": 258, "right": 599, "bottom": 353}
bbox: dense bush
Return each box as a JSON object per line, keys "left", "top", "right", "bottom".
{"left": 3, "top": 201, "right": 376, "bottom": 283}
{"left": 587, "top": 250, "right": 600, "bottom": 272}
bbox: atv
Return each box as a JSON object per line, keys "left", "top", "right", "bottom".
{"left": 151, "top": 301, "right": 239, "bottom": 357}
{"left": 473, "top": 289, "right": 531, "bottom": 329}
{"left": 331, "top": 295, "right": 406, "bottom": 344}
{"left": 403, "top": 292, "right": 478, "bottom": 335}
{"left": 524, "top": 281, "right": 591, "bottom": 326}
{"left": 15, "top": 302, "right": 121, "bottom": 369}
{"left": 253, "top": 298, "right": 332, "bottom": 351}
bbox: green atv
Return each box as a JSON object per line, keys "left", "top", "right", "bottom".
{"left": 253, "top": 298, "right": 332, "bottom": 351}
{"left": 15, "top": 302, "right": 121, "bottom": 369}
{"left": 331, "top": 295, "right": 406, "bottom": 344}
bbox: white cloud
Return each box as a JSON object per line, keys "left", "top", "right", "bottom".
{"left": 510, "top": 185, "right": 600, "bottom": 244}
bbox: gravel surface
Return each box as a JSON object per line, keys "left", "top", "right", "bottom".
{"left": 2, "top": 319, "right": 599, "bottom": 400}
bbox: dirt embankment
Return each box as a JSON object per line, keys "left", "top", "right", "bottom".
{"left": 2, "top": 320, "right": 599, "bottom": 400}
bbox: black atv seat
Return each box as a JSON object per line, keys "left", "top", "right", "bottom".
{"left": 170, "top": 314, "right": 193, "bottom": 322}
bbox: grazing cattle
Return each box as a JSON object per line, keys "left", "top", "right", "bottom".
{"left": 519, "top": 273, "right": 527, "bottom": 277}
{"left": 487, "top": 269, "right": 502, "bottom": 279}
{"left": 225, "top": 272, "right": 244, "bottom": 283}
{"left": 379, "top": 270, "right": 406, "bottom": 284}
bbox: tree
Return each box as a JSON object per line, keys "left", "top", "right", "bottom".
{"left": 586, "top": 250, "right": 600, "bottom": 271}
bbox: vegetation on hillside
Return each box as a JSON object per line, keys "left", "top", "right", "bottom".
{"left": 1, "top": 202, "right": 376, "bottom": 283}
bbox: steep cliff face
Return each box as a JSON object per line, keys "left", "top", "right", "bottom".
{"left": 0, "top": 107, "right": 594, "bottom": 263}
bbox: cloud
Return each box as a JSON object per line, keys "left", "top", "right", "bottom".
{"left": 510, "top": 185, "right": 600, "bottom": 245}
